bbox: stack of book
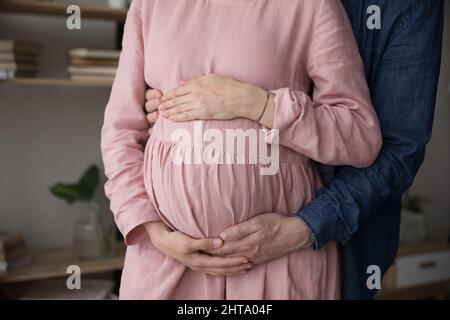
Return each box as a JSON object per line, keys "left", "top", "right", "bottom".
{"left": 0, "top": 39, "right": 42, "bottom": 79}
{"left": 68, "top": 48, "right": 120, "bottom": 83}
{"left": 0, "top": 232, "right": 32, "bottom": 275}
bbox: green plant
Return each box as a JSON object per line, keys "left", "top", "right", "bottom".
{"left": 49, "top": 164, "right": 111, "bottom": 257}
{"left": 49, "top": 165, "right": 99, "bottom": 204}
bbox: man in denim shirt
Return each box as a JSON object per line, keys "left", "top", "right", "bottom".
{"left": 297, "top": 0, "right": 444, "bottom": 299}
{"left": 144, "top": 0, "right": 444, "bottom": 299}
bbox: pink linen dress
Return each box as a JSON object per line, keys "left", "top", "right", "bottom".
{"left": 101, "top": 0, "right": 382, "bottom": 300}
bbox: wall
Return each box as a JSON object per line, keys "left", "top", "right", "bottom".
{"left": 0, "top": 1, "right": 449, "bottom": 248}
{"left": 411, "top": 1, "right": 450, "bottom": 241}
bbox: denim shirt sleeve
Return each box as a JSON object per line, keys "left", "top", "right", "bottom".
{"left": 297, "top": 0, "right": 444, "bottom": 250}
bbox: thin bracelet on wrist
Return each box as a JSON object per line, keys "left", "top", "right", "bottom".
{"left": 256, "top": 91, "right": 271, "bottom": 122}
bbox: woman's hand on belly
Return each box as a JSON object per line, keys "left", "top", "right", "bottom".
{"left": 144, "top": 222, "right": 253, "bottom": 276}
{"left": 156, "top": 74, "right": 270, "bottom": 123}
{"left": 206, "top": 213, "right": 313, "bottom": 265}
{"left": 144, "top": 88, "right": 162, "bottom": 124}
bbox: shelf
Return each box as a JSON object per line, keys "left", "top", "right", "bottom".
{"left": 397, "top": 242, "right": 450, "bottom": 256}
{"left": 0, "top": 245, "right": 125, "bottom": 284}
{"left": 0, "top": 0, "right": 127, "bottom": 22}
{"left": 0, "top": 77, "right": 113, "bottom": 87}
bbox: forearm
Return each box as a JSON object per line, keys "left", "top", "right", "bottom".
{"left": 298, "top": 145, "right": 419, "bottom": 249}
{"left": 144, "top": 221, "right": 172, "bottom": 240}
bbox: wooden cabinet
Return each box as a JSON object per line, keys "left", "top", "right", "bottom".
{"left": 379, "top": 243, "right": 450, "bottom": 299}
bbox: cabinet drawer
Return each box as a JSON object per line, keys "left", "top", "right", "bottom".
{"left": 395, "top": 250, "right": 450, "bottom": 288}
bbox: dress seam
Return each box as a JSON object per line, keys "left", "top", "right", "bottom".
{"left": 149, "top": 135, "right": 311, "bottom": 166}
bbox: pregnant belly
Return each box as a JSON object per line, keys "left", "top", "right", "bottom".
{"left": 144, "top": 119, "right": 321, "bottom": 238}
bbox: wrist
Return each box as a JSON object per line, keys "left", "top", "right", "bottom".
{"left": 288, "top": 216, "right": 313, "bottom": 250}
{"left": 144, "top": 221, "right": 165, "bottom": 238}
{"left": 241, "top": 85, "right": 268, "bottom": 121}
{"left": 144, "top": 222, "right": 174, "bottom": 252}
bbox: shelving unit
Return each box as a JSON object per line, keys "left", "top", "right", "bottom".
{"left": 0, "top": 0, "right": 127, "bottom": 22}
{"left": 0, "top": 77, "right": 113, "bottom": 87}
{"left": 0, "top": 0, "right": 127, "bottom": 87}
{"left": 0, "top": 2, "right": 126, "bottom": 293}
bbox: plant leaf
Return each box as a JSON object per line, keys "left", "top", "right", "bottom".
{"left": 49, "top": 183, "right": 91, "bottom": 204}
{"left": 78, "top": 165, "right": 100, "bottom": 199}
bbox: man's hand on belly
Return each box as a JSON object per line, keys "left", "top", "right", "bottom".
{"left": 205, "top": 213, "right": 313, "bottom": 265}
{"left": 144, "top": 222, "right": 253, "bottom": 276}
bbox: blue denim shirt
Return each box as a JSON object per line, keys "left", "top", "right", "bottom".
{"left": 297, "top": 0, "right": 444, "bottom": 299}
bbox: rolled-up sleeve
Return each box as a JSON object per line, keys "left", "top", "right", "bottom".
{"left": 266, "top": 0, "right": 382, "bottom": 168}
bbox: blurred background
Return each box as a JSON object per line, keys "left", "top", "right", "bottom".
{"left": 0, "top": 0, "right": 449, "bottom": 300}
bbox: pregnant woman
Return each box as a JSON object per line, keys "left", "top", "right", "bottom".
{"left": 101, "top": 0, "right": 382, "bottom": 300}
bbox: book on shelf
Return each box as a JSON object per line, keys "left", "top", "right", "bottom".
{"left": 70, "top": 57, "right": 118, "bottom": 67}
{"left": 0, "top": 39, "right": 42, "bottom": 79}
{"left": 0, "top": 62, "right": 38, "bottom": 72}
{"left": 69, "top": 48, "right": 120, "bottom": 60}
{"left": 0, "top": 70, "right": 36, "bottom": 80}
{"left": 70, "top": 75, "right": 115, "bottom": 83}
{"left": 0, "top": 39, "right": 42, "bottom": 55}
{"left": 0, "top": 52, "right": 39, "bottom": 63}
{"left": 68, "top": 66, "right": 117, "bottom": 77}
{"left": 0, "top": 244, "right": 28, "bottom": 261}
{"left": 0, "top": 232, "right": 27, "bottom": 253}
{"left": 0, "top": 232, "right": 32, "bottom": 274}
{"left": 67, "top": 48, "right": 119, "bottom": 82}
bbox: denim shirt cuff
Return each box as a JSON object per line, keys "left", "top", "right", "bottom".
{"left": 295, "top": 215, "right": 320, "bottom": 251}
{"left": 296, "top": 198, "right": 351, "bottom": 250}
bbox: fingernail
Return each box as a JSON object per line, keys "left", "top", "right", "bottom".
{"left": 213, "top": 239, "right": 223, "bottom": 248}
{"left": 220, "top": 232, "right": 228, "bottom": 241}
